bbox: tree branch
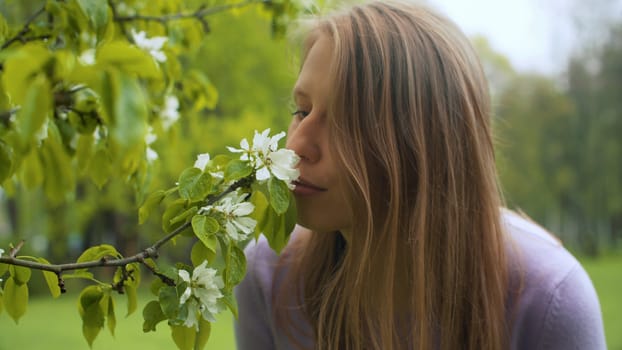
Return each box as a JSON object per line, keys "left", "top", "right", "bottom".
{"left": 0, "top": 6, "right": 47, "bottom": 50}
{"left": 0, "top": 177, "right": 251, "bottom": 278}
{"left": 112, "top": 0, "right": 263, "bottom": 32}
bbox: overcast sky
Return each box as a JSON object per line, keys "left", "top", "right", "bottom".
{"left": 430, "top": 0, "right": 622, "bottom": 74}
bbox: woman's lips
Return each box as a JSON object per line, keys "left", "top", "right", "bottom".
{"left": 292, "top": 178, "right": 327, "bottom": 196}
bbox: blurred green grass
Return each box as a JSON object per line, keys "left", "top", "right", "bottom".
{"left": 581, "top": 253, "right": 622, "bottom": 350}
{"left": 0, "top": 293, "right": 235, "bottom": 350}
{"left": 0, "top": 254, "right": 619, "bottom": 350}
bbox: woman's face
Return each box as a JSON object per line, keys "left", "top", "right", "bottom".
{"left": 287, "top": 36, "right": 353, "bottom": 235}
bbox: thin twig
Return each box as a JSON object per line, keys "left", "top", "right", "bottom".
{"left": 1, "top": 6, "right": 46, "bottom": 50}
{"left": 113, "top": 0, "right": 261, "bottom": 29}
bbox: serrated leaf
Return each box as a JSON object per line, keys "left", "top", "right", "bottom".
{"left": 139, "top": 190, "right": 166, "bottom": 224}
{"left": 224, "top": 159, "right": 253, "bottom": 182}
{"left": 3, "top": 277, "right": 28, "bottom": 323}
{"left": 142, "top": 300, "right": 167, "bottom": 332}
{"left": 178, "top": 167, "right": 212, "bottom": 201}
{"left": 158, "top": 286, "right": 179, "bottom": 319}
{"left": 191, "top": 241, "right": 216, "bottom": 267}
{"left": 9, "top": 265, "right": 31, "bottom": 286}
{"left": 196, "top": 318, "right": 212, "bottom": 350}
{"left": 37, "top": 258, "right": 61, "bottom": 298}
{"left": 171, "top": 324, "right": 196, "bottom": 350}
{"left": 268, "top": 177, "right": 290, "bottom": 214}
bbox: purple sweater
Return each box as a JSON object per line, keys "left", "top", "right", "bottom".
{"left": 234, "top": 210, "right": 606, "bottom": 349}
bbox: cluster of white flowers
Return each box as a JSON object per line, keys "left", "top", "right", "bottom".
{"left": 131, "top": 29, "right": 167, "bottom": 63}
{"left": 160, "top": 95, "right": 180, "bottom": 130}
{"left": 178, "top": 261, "right": 224, "bottom": 330}
{"left": 200, "top": 190, "right": 256, "bottom": 242}
{"left": 227, "top": 128, "right": 300, "bottom": 188}
{"left": 145, "top": 126, "right": 158, "bottom": 163}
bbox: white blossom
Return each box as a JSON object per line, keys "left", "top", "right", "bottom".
{"left": 145, "top": 127, "right": 158, "bottom": 163}
{"left": 227, "top": 129, "right": 300, "bottom": 188}
{"left": 194, "top": 153, "right": 210, "bottom": 171}
{"left": 0, "top": 248, "right": 4, "bottom": 257}
{"left": 78, "top": 49, "right": 96, "bottom": 65}
{"left": 200, "top": 190, "right": 256, "bottom": 242}
{"left": 160, "top": 95, "right": 180, "bottom": 130}
{"left": 178, "top": 261, "right": 224, "bottom": 330}
{"left": 131, "top": 29, "right": 167, "bottom": 63}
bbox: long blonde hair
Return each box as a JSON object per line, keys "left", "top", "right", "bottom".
{"left": 276, "top": 2, "right": 509, "bottom": 349}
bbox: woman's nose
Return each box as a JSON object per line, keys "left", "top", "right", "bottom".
{"left": 286, "top": 120, "right": 321, "bottom": 164}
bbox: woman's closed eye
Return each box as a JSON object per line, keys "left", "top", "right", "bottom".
{"left": 291, "top": 109, "right": 310, "bottom": 120}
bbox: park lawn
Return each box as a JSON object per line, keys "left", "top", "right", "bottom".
{"left": 0, "top": 292, "right": 236, "bottom": 350}
{"left": 0, "top": 254, "right": 619, "bottom": 350}
{"left": 581, "top": 253, "right": 622, "bottom": 350}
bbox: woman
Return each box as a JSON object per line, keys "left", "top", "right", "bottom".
{"left": 234, "top": 1, "right": 606, "bottom": 349}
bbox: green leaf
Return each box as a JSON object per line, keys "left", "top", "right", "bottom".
{"left": 111, "top": 73, "right": 149, "bottom": 149}
{"left": 142, "top": 300, "right": 167, "bottom": 332}
{"left": 36, "top": 258, "right": 61, "bottom": 298}
{"left": 0, "top": 262, "right": 7, "bottom": 278}
{"left": 76, "top": 0, "right": 108, "bottom": 33}
{"left": 268, "top": 177, "right": 290, "bottom": 215}
{"left": 105, "top": 294, "right": 116, "bottom": 336}
{"left": 77, "top": 244, "right": 121, "bottom": 264}
{"left": 40, "top": 122, "right": 76, "bottom": 204}
{"left": 3, "top": 277, "right": 28, "bottom": 323}
{"left": 126, "top": 284, "right": 138, "bottom": 317}
{"left": 17, "top": 74, "right": 51, "bottom": 144}
{"left": 88, "top": 148, "right": 112, "bottom": 189}
{"left": 78, "top": 286, "right": 105, "bottom": 347}
{"left": 171, "top": 324, "right": 196, "bottom": 350}
{"left": 191, "top": 215, "right": 219, "bottom": 252}
{"left": 162, "top": 200, "right": 192, "bottom": 235}
{"left": 97, "top": 41, "right": 160, "bottom": 79}
{"left": 191, "top": 241, "right": 216, "bottom": 267}
{"left": 20, "top": 149, "right": 43, "bottom": 189}
{"left": 224, "top": 159, "right": 253, "bottom": 182}
{"left": 9, "top": 265, "right": 31, "bottom": 285}
{"left": 178, "top": 167, "right": 212, "bottom": 201}
{"left": 2, "top": 44, "right": 51, "bottom": 107}
{"left": 139, "top": 190, "right": 166, "bottom": 224}
{"left": 224, "top": 245, "right": 246, "bottom": 289}
{"left": 196, "top": 318, "right": 212, "bottom": 350}
{"left": 0, "top": 141, "right": 12, "bottom": 184}
{"left": 222, "top": 293, "right": 238, "bottom": 320}
{"left": 169, "top": 206, "right": 199, "bottom": 226}
{"left": 249, "top": 190, "right": 269, "bottom": 238}
{"left": 158, "top": 286, "right": 179, "bottom": 319}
